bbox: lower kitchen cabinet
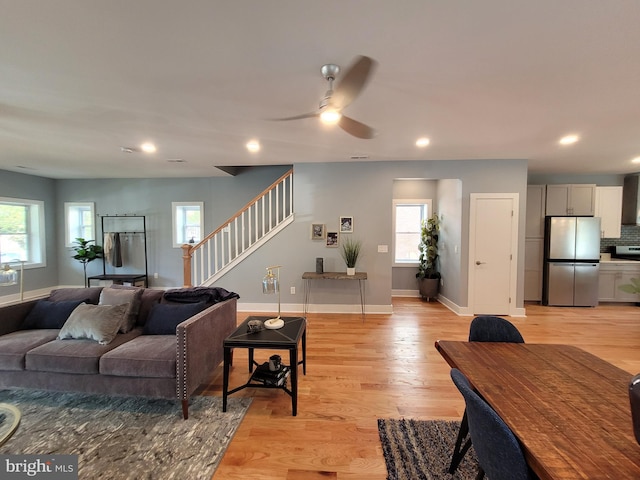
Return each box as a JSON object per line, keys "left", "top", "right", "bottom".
{"left": 598, "top": 262, "right": 640, "bottom": 302}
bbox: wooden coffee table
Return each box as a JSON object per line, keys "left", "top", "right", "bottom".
{"left": 222, "top": 316, "right": 306, "bottom": 416}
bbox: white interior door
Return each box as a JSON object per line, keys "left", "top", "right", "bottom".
{"left": 469, "top": 193, "right": 519, "bottom": 315}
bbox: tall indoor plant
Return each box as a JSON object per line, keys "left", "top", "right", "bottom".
{"left": 71, "top": 237, "right": 104, "bottom": 287}
{"left": 416, "top": 213, "right": 441, "bottom": 300}
{"left": 340, "top": 237, "right": 362, "bottom": 275}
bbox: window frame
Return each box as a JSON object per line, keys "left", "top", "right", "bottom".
{"left": 64, "top": 202, "right": 96, "bottom": 247}
{"left": 392, "top": 198, "right": 432, "bottom": 267}
{"left": 0, "top": 196, "right": 46, "bottom": 269}
{"left": 172, "top": 202, "right": 204, "bottom": 248}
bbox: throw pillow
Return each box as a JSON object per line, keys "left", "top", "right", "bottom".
{"left": 48, "top": 287, "right": 103, "bottom": 305}
{"left": 21, "top": 299, "right": 87, "bottom": 330}
{"left": 143, "top": 302, "right": 207, "bottom": 335}
{"left": 57, "top": 303, "right": 128, "bottom": 345}
{"left": 99, "top": 286, "right": 143, "bottom": 333}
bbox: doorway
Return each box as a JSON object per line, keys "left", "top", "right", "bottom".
{"left": 468, "top": 193, "right": 519, "bottom": 315}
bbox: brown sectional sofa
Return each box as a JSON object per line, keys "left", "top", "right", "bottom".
{"left": 0, "top": 286, "right": 238, "bottom": 419}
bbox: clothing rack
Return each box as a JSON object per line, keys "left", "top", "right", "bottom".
{"left": 87, "top": 215, "right": 148, "bottom": 287}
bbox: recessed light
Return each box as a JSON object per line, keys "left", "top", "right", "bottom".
{"left": 632, "top": 157, "right": 640, "bottom": 164}
{"left": 559, "top": 135, "right": 579, "bottom": 145}
{"left": 167, "top": 159, "right": 186, "bottom": 163}
{"left": 416, "top": 137, "right": 430, "bottom": 148}
{"left": 246, "top": 140, "right": 261, "bottom": 153}
{"left": 140, "top": 142, "right": 157, "bottom": 153}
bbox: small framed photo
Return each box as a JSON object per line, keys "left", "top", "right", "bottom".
{"left": 326, "top": 232, "right": 338, "bottom": 247}
{"left": 311, "top": 223, "right": 326, "bottom": 240}
{"left": 340, "top": 216, "right": 354, "bottom": 233}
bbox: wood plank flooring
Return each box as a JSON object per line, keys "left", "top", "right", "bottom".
{"left": 199, "top": 298, "right": 640, "bottom": 479}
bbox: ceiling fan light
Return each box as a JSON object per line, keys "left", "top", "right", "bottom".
{"left": 320, "top": 110, "right": 342, "bottom": 125}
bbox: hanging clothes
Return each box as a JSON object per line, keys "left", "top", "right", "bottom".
{"left": 104, "top": 232, "right": 123, "bottom": 267}
{"left": 111, "top": 232, "right": 123, "bottom": 267}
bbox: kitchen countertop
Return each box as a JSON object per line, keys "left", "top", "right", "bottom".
{"left": 600, "top": 253, "right": 640, "bottom": 264}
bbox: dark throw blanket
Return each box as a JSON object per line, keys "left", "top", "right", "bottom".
{"left": 163, "top": 287, "right": 240, "bottom": 305}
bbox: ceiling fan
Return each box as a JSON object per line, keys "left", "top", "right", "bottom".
{"left": 273, "top": 55, "right": 378, "bottom": 139}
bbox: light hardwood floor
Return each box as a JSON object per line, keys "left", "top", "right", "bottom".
{"left": 202, "top": 298, "right": 640, "bottom": 480}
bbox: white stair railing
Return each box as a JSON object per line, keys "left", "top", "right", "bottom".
{"left": 182, "top": 169, "right": 294, "bottom": 286}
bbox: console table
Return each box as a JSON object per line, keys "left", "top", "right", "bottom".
{"left": 302, "top": 271, "right": 367, "bottom": 316}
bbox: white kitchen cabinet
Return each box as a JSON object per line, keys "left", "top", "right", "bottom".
{"left": 524, "top": 238, "right": 544, "bottom": 301}
{"left": 526, "top": 185, "right": 546, "bottom": 238}
{"left": 546, "top": 184, "right": 596, "bottom": 216}
{"left": 594, "top": 186, "right": 623, "bottom": 238}
{"left": 598, "top": 262, "right": 640, "bottom": 302}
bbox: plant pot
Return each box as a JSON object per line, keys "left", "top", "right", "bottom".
{"left": 418, "top": 277, "right": 440, "bottom": 301}
{"left": 346, "top": 267, "right": 356, "bottom": 276}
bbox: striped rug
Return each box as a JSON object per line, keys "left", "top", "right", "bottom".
{"left": 377, "top": 418, "right": 480, "bottom": 480}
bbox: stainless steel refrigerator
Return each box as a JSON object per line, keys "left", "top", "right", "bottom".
{"left": 542, "top": 216, "right": 601, "bottom": 306}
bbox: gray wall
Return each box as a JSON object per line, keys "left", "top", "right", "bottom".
{"left": 54, "top": 166, "right": 291, "bottom": 287}
{"left": 1, "top": 158, "right": 528, "bottom": 312}
{"left": 0, "top": 170, "right": 59, "bottom": 296}
{"left": 215, "top": 159, "right": 528, "bottom": 311}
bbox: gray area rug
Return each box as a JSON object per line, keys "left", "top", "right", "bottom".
{"left": 0, "top": 389, "right": 251, "bottom": 479}
{"left": 378, "top": 418, "right": 480, "bottom": 480}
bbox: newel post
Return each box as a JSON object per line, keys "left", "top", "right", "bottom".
{"left": 181, "top": 244, "right": 193, "bottom": 287}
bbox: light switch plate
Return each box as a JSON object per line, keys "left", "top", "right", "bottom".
{"left": 378, "top": 244, "right": 388, "bottom": 253}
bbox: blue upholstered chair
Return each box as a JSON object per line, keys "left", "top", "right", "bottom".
{"left": 629, "top": 374, "right": 640, "bottom": 445}
{"left": 468, "top": 315, "right": 525, "bottom": 343}
{"left": 450, "top": 368, "right": 531, "bottom": 480}
{"left": 448, "top": 315, "right": 525, "bottom": 474}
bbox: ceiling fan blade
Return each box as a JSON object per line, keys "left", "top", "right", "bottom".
{"left": 269, "top": 112, "right": 319, "bottom": 121}
{"left": 331, "top": 56, "right": 377, "bottom": 110}
{"left": 339, "top": 115, "right": 376, "bottom": 139}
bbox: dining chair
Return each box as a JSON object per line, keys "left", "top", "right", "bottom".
{"left": 629, "top": 374, "right": 640, "bottom": 445}
{"left": 450, "top": 368, "right": 531, "bottom": 480}
{"left": 448, "top": 315, "right": 525, "bottom": 474}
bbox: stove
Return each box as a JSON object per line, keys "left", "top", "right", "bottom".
{"left": 612, "top": 246, "right": 640, "bottom": 261}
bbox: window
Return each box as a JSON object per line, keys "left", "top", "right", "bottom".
{"left": 172, "top": 202, "right": 204, "bottom": 247}
{"left": 393, "top": 199, "right": 432, "bottom": 265}
{"left": 65, "top": 202, "right": 95, "bottom": 247}
{"left": 0, "top": 197, "right": 46, "bottom": 267}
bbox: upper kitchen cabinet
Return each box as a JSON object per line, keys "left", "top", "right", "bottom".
{"left": 594, "top": 186, "right": 623, "bottom": 238}
{"left": 545, "top": 184, "right": 596, "bottom": 216}
{"left": 526, "top": 185, "right": 546, "bottom": 237}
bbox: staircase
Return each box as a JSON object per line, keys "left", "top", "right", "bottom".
{"left": 181, "top": 169, "right": 294, "bottom": 287}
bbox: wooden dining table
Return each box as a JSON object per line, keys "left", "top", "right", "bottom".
{"left": 435, "top": 340, "right": 640, "bottom": 480}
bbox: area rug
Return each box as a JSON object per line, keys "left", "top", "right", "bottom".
{"left": 377, "top": 418, "right": 480, "bottom": 480}
{"left": 0, "top": 389, "right": 252, "bottom": 479}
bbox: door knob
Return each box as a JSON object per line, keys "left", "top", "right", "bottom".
{"left": 475, "top": 261, "right": 486, "bottom": 265}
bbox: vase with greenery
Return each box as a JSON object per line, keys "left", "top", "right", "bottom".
{"left": 71, "top": 238, "right": 104, "bottom": 287}
{"left": 340, "top": 237, "right": 362, "bottom": 275}
{"left": 416, "top": 213, "right": 441, "bottom": 300}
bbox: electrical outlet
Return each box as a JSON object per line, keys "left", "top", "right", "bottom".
{"left": 290, "top": 287, "right": 296, "bottom": 294}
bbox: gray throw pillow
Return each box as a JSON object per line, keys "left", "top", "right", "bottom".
{"left": 99, "top": 287, "right": 143, "bottom": 333}
{"left": 57, "top": 303, "right": 128, "bottom": 345}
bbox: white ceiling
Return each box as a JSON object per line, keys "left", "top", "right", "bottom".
{"left": 1, "top": 1, "right": 639, "bottom": 179}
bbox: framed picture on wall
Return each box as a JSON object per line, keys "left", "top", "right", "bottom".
{"left": 311, "top": 223, "right": 326, "bottom": 240}
{"left": 326, "top": 232, "right": 338, "bottom": 247}
{"left": 340, "top": 216, "right": 354, "bottom": 233}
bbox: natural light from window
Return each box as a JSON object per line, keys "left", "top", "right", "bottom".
{"left": 393, "top": 199, "right": 431, "bottom": 265}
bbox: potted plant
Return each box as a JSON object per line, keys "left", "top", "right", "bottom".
{"left": 71, "top": 237, "right": 104, "bottom": 287}
{"left": 340, "top": 237, "right": 362, "bottom": 275}
{"left": 416, "top": 213, "right": 441, "bottom": 300}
